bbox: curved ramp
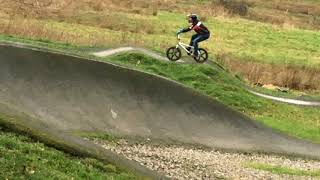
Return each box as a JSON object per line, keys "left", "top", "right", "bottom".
{"left": 0, "top": 44, "right": 320, "bottom": 159}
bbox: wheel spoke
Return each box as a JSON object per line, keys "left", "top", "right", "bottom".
{"left": 167, "top": 47, "right": 181, "bottom": 61}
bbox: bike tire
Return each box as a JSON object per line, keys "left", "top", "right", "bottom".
{"left": 194, "top": 48, "right": 208, "bottom": 63}
{"left": 166, "top": 47, "right": 182, "bottom": 61}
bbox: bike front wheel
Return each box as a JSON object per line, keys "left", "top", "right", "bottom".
{"left": 166, "top": 47, "right": 182, "bottom": 61}
{"left": 194, "top": 48, "right": 208, "bottom": 63}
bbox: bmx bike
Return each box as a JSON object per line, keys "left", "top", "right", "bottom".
{"left": 166, "top": 34, "right": 208, "bottom": 63}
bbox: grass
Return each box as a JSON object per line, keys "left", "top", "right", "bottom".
{"left": 219, "top": 56, "right": 320, "bottom": 90}
{"left": 2, "top": 5, "right": 320, "bottom": 68}
{"left": 246, "top": 0, "right": 320, "bottom": 29}
{"left": 0, "top": 126, "right": 136, "bottom": 179}
{"left": 246, "top": 162, "right": 320, "bottom": 177}
{"left": 210, "top": 16, "right": 320, "bottom": 67}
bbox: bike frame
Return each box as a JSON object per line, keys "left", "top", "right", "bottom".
{"left": 176, "top": 34, "right": 194, "bottom": 53}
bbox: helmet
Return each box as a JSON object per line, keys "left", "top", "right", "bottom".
{"left": 187, "top": 14, "right": 198, "bottom": 23}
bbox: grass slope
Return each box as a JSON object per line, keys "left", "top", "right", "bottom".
{"left": 0, "top": 126, "right": 135, "bottom": 179}
{"left": 246, "top": 162, "right": 320, "bottom": 177}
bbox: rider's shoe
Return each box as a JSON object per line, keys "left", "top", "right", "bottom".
{"left": 193, "top": 52, "right": 200, "bottom": 59}
{"left": 187, "top": 47, "right": 191, "bottom": 55}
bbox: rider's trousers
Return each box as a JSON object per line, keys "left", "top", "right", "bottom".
{"left": 189, "top": 33, "right": 210, "bottom": 55}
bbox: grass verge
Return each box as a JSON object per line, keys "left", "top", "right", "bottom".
{"left": 0, "top": 125, "right": 135, "bottom": 179}
{"left": 246, "top": 162, "right": 320, "bottom": 177}
{"left": 0, "top": 103, "right": 156, "bottom": 179}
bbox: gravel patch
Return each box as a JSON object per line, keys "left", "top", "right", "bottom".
{"left": 91, "top": 138, "right": 320, "bottom": 179}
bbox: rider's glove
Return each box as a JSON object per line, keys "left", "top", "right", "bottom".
{"left": 176, "top": 29, "right": 183, "bottom": 35}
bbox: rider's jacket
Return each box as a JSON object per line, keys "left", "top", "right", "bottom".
{"left": 181, "top": 21, "right": 210, "bottom": 35}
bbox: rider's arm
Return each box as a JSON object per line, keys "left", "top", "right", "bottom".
{"left": 180, "top": 26, "right": 192, "bottom": 33}
{"left": 177, "top": 26, "right": 192, "bottom": 34}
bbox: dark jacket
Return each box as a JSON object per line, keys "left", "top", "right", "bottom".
{"left": 181, "top": 20, "right": 210, "bottom": 35}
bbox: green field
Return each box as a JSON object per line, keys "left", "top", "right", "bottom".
{"left": 2, "top": 10, "right": 320, "bottom": 68}
{"left": 0, "top": 127, "right": 136, "bottom": 179}
{"left": 246, "top": 162, "right": 320, "bottom": 177}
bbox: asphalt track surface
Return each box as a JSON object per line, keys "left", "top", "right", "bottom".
{"left": 0, "top": 44, "right": 320, "bottom": 162}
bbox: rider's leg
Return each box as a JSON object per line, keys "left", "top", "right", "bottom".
{"left": 188, "top": 34, "right": 199, "bottom": 54}
{"left": 192, "top": 34, "right": 210, "bottom": 56}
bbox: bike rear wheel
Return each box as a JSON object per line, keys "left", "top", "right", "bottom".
{"left": 194, "top": 48, "right": 208, "bottom": 63}
{"left": 166, "top": 47, "right": 182, "bottom": 61}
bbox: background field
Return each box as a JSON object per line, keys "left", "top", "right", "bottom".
{"left": 0, "top": 1, "right": 320, "bottom": 177}
{"left": 1, "top": 0, "right": 320, "bottom": 90}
